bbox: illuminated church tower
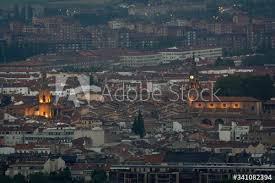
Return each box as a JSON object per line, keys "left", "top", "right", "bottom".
{"left": 188, "top": 53, "right": 200, "bottom": 90}
{"left": 25, "top": 74, "right": 53, "bottom": 119}
{"left": 188, "top": 53, "right": 201, "bottom": 104}
{"left": 37, "top": 89, "right": 52, "bottom": 118}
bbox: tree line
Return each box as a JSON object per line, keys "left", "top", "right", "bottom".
{"left": 0, "top": 168, "right": 107, "bottom": 183}
{"left": 215, "top": 74, "right": 274, "bottom": 101}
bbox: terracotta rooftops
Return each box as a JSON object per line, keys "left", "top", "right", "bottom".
{"left": 195, "top": 96, "right": 260, "bottom": 102}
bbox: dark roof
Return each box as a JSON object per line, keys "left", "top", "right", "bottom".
{"left": 263, "top": 100, "right": 275, "bottom": 105}
{"left": 163, "top": 152, "right": 210, "bottom": 163}
{"left": 228, "top": 152, "right": 251, "bottom": 164}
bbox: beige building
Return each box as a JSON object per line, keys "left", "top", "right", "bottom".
{"left": 74, "top": 127, "right": 105, "bottom": 147}
{"left": 43, "top": 157, "right": 66, "bottom": 174}
{"left": 203, "top": 143, "right": 267, "bottom": 155}
{"left": 75, "top": 117, "right": 103, "bottom": 129}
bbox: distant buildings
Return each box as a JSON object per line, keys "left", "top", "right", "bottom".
{"left": 0, "top": 1, "right": 275, "bottom": 182}
{"left": 120, "top": 47, "right": 222, "bottom": 67}
{"left": 5, "top": 157, "right": 66, "bottom": 177}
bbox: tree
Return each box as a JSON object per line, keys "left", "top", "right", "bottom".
{"left": 132, "top": 110, "right": 146, "bottom": 138}
{"left": 90, "top": 170, "right": 107, "bottom": 183}
{"left": 215, "top": 75, "right": 274, "bottom": 100}
{"left": 13, "top": 174, "right": 27, "bottom": 183}
{"left": 0, "top": 175, "right": 11, "bottom": 183}
{"left": 215, "top": 75, "right": 245, "bottom": 96}
{"left": 0, "top": 95, "right": 12, "bottom": 107}
{"left": 214, "top": 57, "right": 235, "bottom": 67}
{"left": 21, "top": 6, "right": 26, "bottom": 22}
{"left": 137, "top": 110, "right": 145, "bottom": 138}
{"left": 243, "top": 75, "right": 273, "bottom": 101}
{"left": 56, "top": 168, "right": 72, "bottom": 183}
{"left": 3, "top": 169, "right": 83, "bottom": 183}
{"left": 242, "top": 49, "right": 275, "bottom": 66}
{"left": 28, "top": 173, "right": 48, "bottom": 183}
{"left": 132, "top": 116, "right": 139, "bottom": 135}
{"left": 90, "top": 75, "right": 97, "bottom": 85}
{"left": 13, "top": 4, "right": 20, "bottom": 20}
{"left": 27, "top": 5, "right": 33, "bottom": 22}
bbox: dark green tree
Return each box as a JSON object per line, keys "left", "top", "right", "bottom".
{"left": 132, "top": 116, "right": 139, "bottom": 135}
{"left": 0, "top": 175, "right": 11, "bottom": 183}
{"left": 57, "top": 168, "right": 72, "bottom": 183}
{"left": 27, "top": 5, "right": 33, "bottom": 22}
{"left": 215, "top": 75, "right": 274, "bottom": 100}
{"left": 0, "top": 95, "right": 12, "bottom": 107}
{"left": 137, "top": 110, "right": 145, "bottom": 138}
{"left": 214, "top": 57, "right": 235, "bottom": 67}
{"left": 21, "top": 6, "right": 26, "bottom": 22}
{"left": 28, "top": 173, "right": 48, "bottom": 183}
{"left": 215, "top": 75, "right": 245, "bottom": 96}
{"left": 13, "top": 174, "right": 26, "bottom": 183}
{"left": 90, "top": 75, "right": 96, "bottom": 85}
{"left": 242, "top": 49, "right": 275, "bottom": 66}
{"left": 13, "top": 4, "right": 20, "bottom": 20}
{"left": 3, "top": 169, "right": 84, "bottom": 183}
{"left": 132, "top": 110, "right": 146, "bottom": 138}
{"left": 90, "top": 170, "right": 107, "bottom": 183}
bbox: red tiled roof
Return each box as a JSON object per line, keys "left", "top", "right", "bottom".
{"left": 195, "top": 96, "right": 260, "bottom": 102}
{"left": 144, "top": 154, "right": 163, "bottom": 164}
{"left": 15, "top": 144, "right": 35, "bottom": 150}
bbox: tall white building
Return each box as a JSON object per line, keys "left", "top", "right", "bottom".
{"left": 219, "top": 121, "right": 250, "bottom": 142}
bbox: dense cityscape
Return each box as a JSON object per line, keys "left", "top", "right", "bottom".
{"left": 0, "top": 0, "right": 275, "bottom": 182}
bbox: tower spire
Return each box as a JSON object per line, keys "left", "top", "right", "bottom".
{"left": 188, "top": 52, "right": 200, "bottom": 90}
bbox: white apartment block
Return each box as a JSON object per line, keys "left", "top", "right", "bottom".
{"left": 120, "top": 53, "right": 162, "bottom": 67}
{"left": 0, "top": 87, "right": 29, "bottom": 95}
{"left": 120, "top": 47, "right": 223, "bottom": 67}
{"left": 161, "top": 47, "right": 223, "bottom": 63}
{"left": 23, "top": 127, "right": 75, "bottom": 144}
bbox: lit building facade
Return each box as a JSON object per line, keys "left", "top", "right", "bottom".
{"left": 25, "top": 89, "right": 52, "bottom": 118}
{"left": 190, "top": 96, "right": 262, "bottom": 116}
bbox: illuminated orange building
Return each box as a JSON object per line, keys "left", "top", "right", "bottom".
{"left": 25, "top": 89, "right": 52, "bottom": 118}
{"left": 39, "top": 90, "right": 51, "bottom": 104}
{"left": 190, "top": 96, "right": 262, "bottom": 116}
